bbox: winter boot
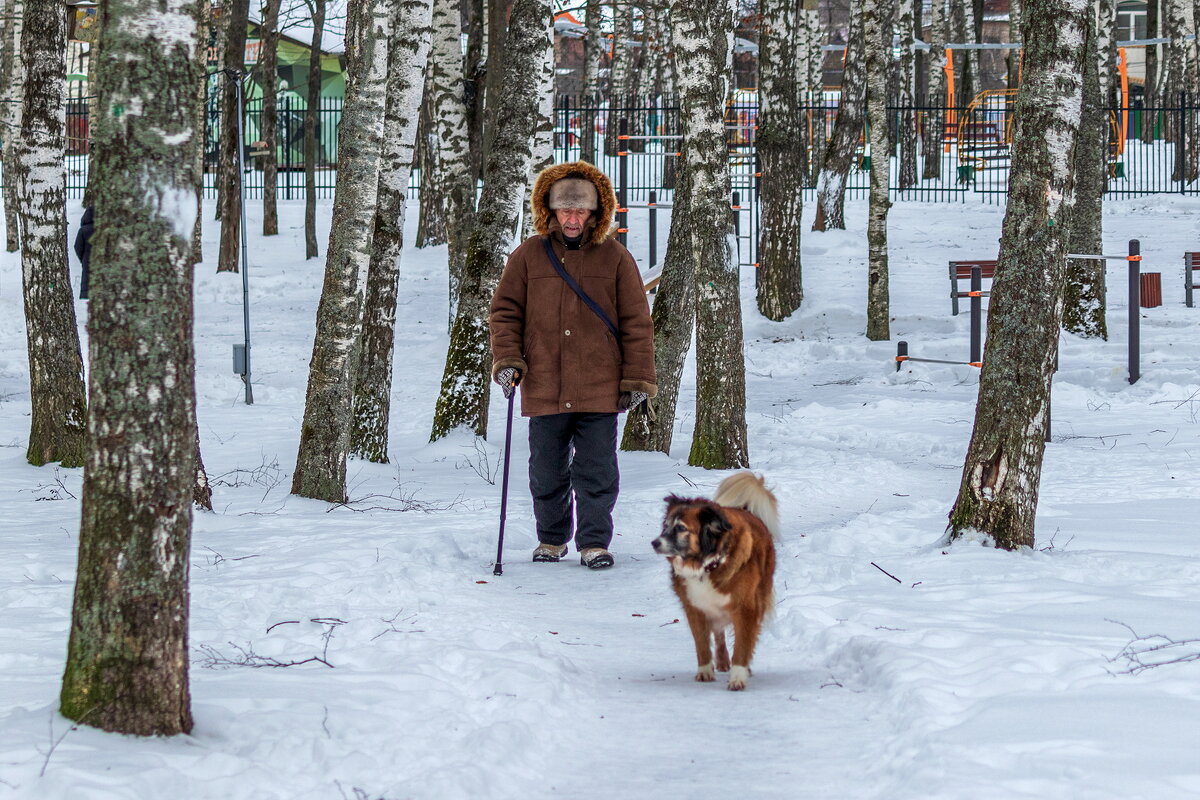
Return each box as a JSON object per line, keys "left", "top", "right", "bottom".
{"left": 580, "top": 547, "right": 614, "bottom": 570}
{"left": 532, "top": 542, "right": 569, "bottom": 562}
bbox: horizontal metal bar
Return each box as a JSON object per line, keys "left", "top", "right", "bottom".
{"left": 900, "top": 356, "right": 982, "bottom": 367}
{"left": 1066, "top": 253, "right": 1135, "bottom": 261}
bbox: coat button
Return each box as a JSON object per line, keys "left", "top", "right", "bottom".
{"left": 565, "top": 402, "right": 573, "bottom": 409}
{"left": 564, "top": 329, "right": 571, "bottom": 336}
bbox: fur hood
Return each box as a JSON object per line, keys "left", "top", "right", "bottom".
{"left": 531, "top": 161, "right": 618, "bottom": 246}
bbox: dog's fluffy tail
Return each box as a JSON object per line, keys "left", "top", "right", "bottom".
{"left": 714, "top": 471, "right": 780, "bottom": 538}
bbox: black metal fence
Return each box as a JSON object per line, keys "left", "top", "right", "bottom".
{"left": 63, "top": 92, "right": 1200, "bottom": 207}
{"left": 66, "top": 93, "right": 346, "bottom": 200}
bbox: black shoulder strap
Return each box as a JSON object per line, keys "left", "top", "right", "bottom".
{"left": 541, "top": 236, "right": 621, "bottom": 341}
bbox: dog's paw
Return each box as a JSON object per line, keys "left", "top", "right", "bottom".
{"left": 727, "top": 665, "right": 750, "bottom": 691}
{"left": 694, "top": 663, "right": 716, "bottom": 682}
{"left": 715, "top": 654, "right": 731, "bottom": 672}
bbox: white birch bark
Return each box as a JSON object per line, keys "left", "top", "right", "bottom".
{"left": 923, "top": 0, "right": 946, "bottom": 179}
{"left": 949, "top": 0, "right": 980, "bottom": 102}
{"left": 521, "top": 14, "right": 555, "bottom": 239}
{"left": 292, "top": 0, "right": 394, "bottom": 502}
{"left": 947, "top": 0, "right": 1088, "bottom": 551}
{"left": 670, "top": 0, "right": 748, "bottom": 469}
{"left": 813, "top": 5, "right": 865, "bottom": 231}
{"left": 863, "top": 0, "right": 893, "bottom": 341}
{"left": 1142, "top": 0, "right": 1159, "bottom": 143}
{"left": 797, "top": 2, "right": 825, "bottom": 178}
{"left": 430, "top": 0, "right": 552, "bottom": 440}
{"left": 756, "top": 0, "right": 803, "bottom": 320}
{"left": 1, "top": 0, "right": 25, "bottom": 252}
{"left": 60, "top": 0, "right": 203, "bottom": 736}
{"left": 580, "top": 0, "right": 605, "bottom": 163}
{"left": 430, "top": 0, "right": 474, "bottom": 316}
{"left": 303, "top": 0, "right": 325, "bottom": 259}
{"left": 896, "top": 0, "right": 918, "bottom": 189}
{"left": 605, "top": 0, "right": 634, "bottom": 155}
{"left": 1162, "top": 0, "right": 1190, "bottom": 179}
{"left": 216, "top": 0, "right": 249, "bottom": 272}
{"left": 259, "top": 0, "right": 283, "bottom": 236}
{"left": 351, "top": 0, "right": 432, "bottom": 462}
{"left": 15, "top": 0, "right": 87, "bottom": 466}
{"left": 1064, "top": 0, "right": 1107, "bottom": 339}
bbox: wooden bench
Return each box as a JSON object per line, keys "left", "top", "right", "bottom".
{"left": 1186, "top": 252, "right": 1199, "bottom": 307}
{"left": 641, "top": 264, "right": 663, "bottom": 294}
{"left": 950, "top": 259, "right": 997, "bottom": 315}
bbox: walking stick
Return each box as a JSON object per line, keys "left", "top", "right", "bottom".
{"left": 493, "top": 387, "right": 516, "bottom": 576}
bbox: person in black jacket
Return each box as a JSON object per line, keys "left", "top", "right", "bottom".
{"left": 73, "top": 206, "right": 94, "bottom": 300}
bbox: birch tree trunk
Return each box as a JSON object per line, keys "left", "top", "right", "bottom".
{"left": 864, "top": 0, "right": 893, "bottom": 341}
{"left": 812, "top": 7, "right": 865, "bottom": 232}
{"left": 15, "top": 0, "right": 87, "bottom": 467}
{"left": 191, "top": 10, "right": 207, "bottom": 262}
{"left": 415, "top": 74, "right": 448, "bottom": 248}
{"left": 1189, "top": 1, "right": 1200, "bottom": 181}
{"left": 429, "top": 0, "right": 550, "bottom": 440}
{"left": 755, "top": 0, "right": 803, "bottom": 320}
{"left": 923, "top": 0, "right": 946, "bottom": 180}
{"left": 621, "top": 0, "right": 679, "bottom": 453}
{"left": 1142, "top": 0, "right": 1158, "bottom": 144}
{"left": 896, "top": 0, "right": 918, "bottom": 190}
{"left": 521, "top": 15, "right": 555, "bottom": 240}
{"left": 620, "top": 166, "right": 694, "bottom": 453}
{"left": 1064, "top": 2, "right": 1107, "bottom": 340}
{"left": 430, "top": 0, "right": 475, "bottom": 318}
{"left": 304, "top": 0, "right": 326, "bottom": 259}
{"left": 1007, "top": 0, "right": 1023, "bottom": 89}
{"left": 1, "top": 0, "right": 24, "bottom": 252}
{"left": 605, "top": 0, "right": 634, "bottom": 156}
{"left": 217, "top": 0, "right": 249, "bottom": 272}
{"left": 350, "top": 0, "right": 432, "bottom": 463}
{"left": 259, "top": 0, "right": 283, "bottom": 236}
{"left": 1163, "top": 0, "right": 1188, "bottom": 179}
{"left": 60, "top": 0, "right": 204, "bottom": 736}
{"left": 671, "top": 0, "right": 747, "bottom": 469}
{"left": 580, "top": 0, "right": 604, "bottom": 163}
{"left": 946, "top": 0, "right": 1088, "bottom": 551}
{"left": 798, "top": 1, "right": 825, "bottom": 181}
{"left": 291, "top": 0, "right": 393, "bottom": 502}
{"left": 949, "top": 0, "right": 980, "bottom": 103}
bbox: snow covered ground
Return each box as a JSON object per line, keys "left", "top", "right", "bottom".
{"left": 1, "top": 193, "right": 1199, "bottom": 799}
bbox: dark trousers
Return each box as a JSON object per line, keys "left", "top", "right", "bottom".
{"left": 528, "top": 412, "right": 619, "bottom": 551}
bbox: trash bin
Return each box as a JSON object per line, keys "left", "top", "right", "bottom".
{"left": 1140, "top": 272, "right": 1162, "bottom": 308}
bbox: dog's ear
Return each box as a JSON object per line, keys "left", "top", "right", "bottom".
{"left": 664, "top": 493, "right": 689, "bottom": 511}
{"left": 697, "top": 504, "right": 730, "bottom": 555}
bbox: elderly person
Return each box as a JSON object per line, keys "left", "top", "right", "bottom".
{"left": 489, "top": 161, "right": 657, "bottom": 570}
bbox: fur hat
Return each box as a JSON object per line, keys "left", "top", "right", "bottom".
{"left": 547, "top": 178, "right": 599, "bottom": 211}
{"left": 531, "top": 161, "right": 617, "bottom": 245}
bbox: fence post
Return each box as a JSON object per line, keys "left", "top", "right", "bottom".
{"left": 558, "top": 93, "right": 571, "bottom": 162}
{"left": 1177, "top": 91, "right": 1186, "bottom": 191}
{"left": 1129, "top": 238, "right": 1141, "bottom": 384}
{"left": 970, "top": 265, "right": 982, "bottom": 364}
{"left": 648, "top": 190, "right": 657, "bottom": 270}
{"left": 618, "top": 117, "right": 628, "bottom": 246}
{"left": 731, "top": 190, "right": 741, "bottom": 238}
{"left": 281, "top": 94, "right": 292, "bottom": 201}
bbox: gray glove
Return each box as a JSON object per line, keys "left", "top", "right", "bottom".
{"left": 496, "top": 367, "right": 521, "bottom": 400}
{"left": 618, "top": 391, "right": 649, "bottom": 412}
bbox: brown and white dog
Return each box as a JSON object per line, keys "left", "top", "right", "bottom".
{"left": 652, "top": 472, "right": 779, "bottom": 691}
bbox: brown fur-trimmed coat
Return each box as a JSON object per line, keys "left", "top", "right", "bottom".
{"left": 489, "top": 161, "right": 657, "bottom": 417}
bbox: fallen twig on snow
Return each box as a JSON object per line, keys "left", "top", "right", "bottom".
{"left": 1107, "top": 620, "right": 1200, "bottom": 675}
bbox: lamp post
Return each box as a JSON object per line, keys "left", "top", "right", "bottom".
{"left": 217, "top": 68, "right": 254, "bottom": 405}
